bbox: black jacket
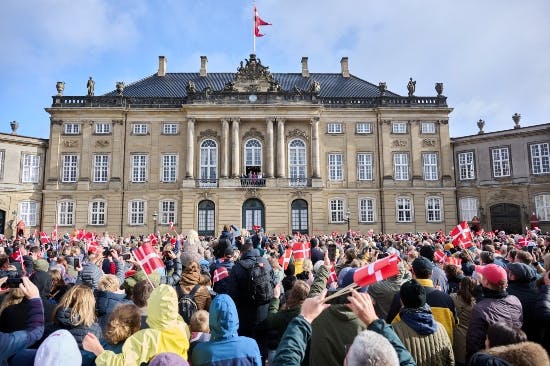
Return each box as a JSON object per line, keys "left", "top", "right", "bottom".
{"left": 95, "top": 290, "right": 129, "bottom": 330}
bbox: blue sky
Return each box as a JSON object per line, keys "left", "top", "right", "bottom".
{"left": 0, "top": 0, "right": 549, "bottom": 139}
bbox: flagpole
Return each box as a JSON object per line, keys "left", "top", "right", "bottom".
{"left": 131, "top": 250, "right": 156, "bottom": 289}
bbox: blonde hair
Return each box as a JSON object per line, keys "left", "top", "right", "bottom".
{"left": 54, "top": 284, "right": 96, "bottom": 327}
{"left": 282, "top": 280, "right": 310, "bottom": 310}
{"left": 301, "top": 259, "right": 313, "bottom": 272}
{"left": 189, "top": 310, "right": 210, "bottom": 333}
{"left": 104, "top": 303, "right": 141, "bottom": 344}
{"left": 0, "top": 288, "right": 24, "bottom": 315}
{"left": 98, "top": 274, "right": 120, "bottom": 292}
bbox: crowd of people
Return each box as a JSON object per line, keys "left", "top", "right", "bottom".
{"left": 0, "top": 225, "right": 549, "bottom": 366}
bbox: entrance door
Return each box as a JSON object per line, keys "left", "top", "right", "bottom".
{"left": 490, "top": 203, "right": 522, "bottom": 233}
{"left": 242, "top": 199, "right": 265, "bottom": 231}
{"left": 291, "top": 199, "right": 308, "bottom": 235}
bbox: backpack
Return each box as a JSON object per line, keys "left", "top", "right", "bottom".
{"left": 240, "top": 258, "right": 274, "bottom": 306}
{"left": 176, "top": 284, "right": 201, "bottom": 324}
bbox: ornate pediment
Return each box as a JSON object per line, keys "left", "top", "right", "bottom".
{"left": 198, "top": 129, "right": 219, "bottom": 141}
{"left": 231, "top": 54, "right": 279, "bottom": 93}
{"left": 243, "top": 128, "right": 264, "bottom": 141}
{"left": 286, "top": 128, "right": 308, "bottom": 140}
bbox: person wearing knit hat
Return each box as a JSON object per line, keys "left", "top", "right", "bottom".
{"left": 149, "top": 352, "right": 189, "bottom": 366}
{"left": 392, "top": 279, "right": 455, "bottom": 366}
{"left": 34, "top": 330, "right": 82, "bottom": 366}
{"left": 466, "top": 264, "right": 523, "bottom": 361}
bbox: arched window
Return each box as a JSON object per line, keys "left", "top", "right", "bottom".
{"left": 242, "top": 199, "right": 265, "bottom": 231}
{"left": 200, "top": 139, "right": 217, "bottom": 187}
{"left": 198, "top": 200, "right": 215, "bottom": 236}
{"left": 291, "top": 199, "right": 308, "bottom": 234}
{"left": 244, "top": 139, "right": 262, "bottom": 175}
{"left": 288, "top": 139, "right": 307, "bottom": 186}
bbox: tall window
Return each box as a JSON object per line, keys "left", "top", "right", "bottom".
{"left": 459, "top": 197, "right": 478, "bottom": 222}
{"left": 329, "top": 199, "right": 345, "bottom": 223}
{"left": 200, "top": 139, "right": 217, "bottom": 182}
{"left": 242, "top": 199, "right": 264, "bottom": 230}
{"left": 392, "top": 122, "right": 407, "bottom": 134}
{"left": 0, "top": 150, "right": 4, "bottom": 180}
{"left": 132, "top": 123, "right": 148, "bottom": 135}
{"left": 22, "top": 154, "right": 40, "bottom": 183}
{"left": 291, "top": 199, "right": 309, "bottom": 234}
{"left": 530, "top": 143, "right": 550, "bottom": 174}
{"left": 244, "top": 139, "right": 262, "bottom": 173}
{"left": 129, "top": 200, "right": 145, "bottom": 225}
{"left": 396, "top": 197, "right": 413, "bottom": 222}
{"left": 359, "top": 198, "right": 375, "bottom": 223}
{"left": 421, "top": 122, "right": 436, "bottom": 134}
{"left": 20, "top": 201, "right": 38, "bottom": 226}
{"left": 95, "top": 123, "right": 111, "bottom": 134}
{"left": 64, "top": 123, "right": 80, "bottom": 134}
{"left": 426, "top": 197, "right": 443, "bottom": 222}
{"left": 535, "top": 194, "right": 550, "bottom": 221}
{"left": 161, "top": 154, "right": 177, "bottom": 182}
{"left": 58, "top": 200, "right": 75, "bottom": 226}
{"left": 131, "top": 154, "right": 147, "bottom": 182}
{"left": 89, "top": 200, "right": 106, "bottom": 225}
{"left": 458, "top": 151, "right": 475, "bottom": 180}
{"left": 328, "top": 153, "right": 343, "bottom": 181}
{"left": 160, "top": 200, "right": 176, "bottom": 225}
{"left": 198, "top": 200, "right": 215, "bottom": 236}
{"left": 162, "top": 123, "right": 178, "bottom": 135}
{"left": 289, "top": 139, "right": 307, "bottom": 184}
{"left": 62, "top": 155, "right": 78, "bottom": 183}
{"left": 393, "top": 153, "right": 409, "bottom": 180}
{"left": 357, "top": 153, "right": 373, "bottom": 181}
{"left": 423, "top": 153, "right": 438, "bottom": 180}
{"left": 93, "top": 155, "right": 109, "bottom": 183}
{"left": 327, "top": 122, "right": 343, "bottom": 134}
{"left": 356, "top": 122, "right": 372, "bottom": 134}
{"left": 491, "top": 147, "right": 511, "bottom": 177}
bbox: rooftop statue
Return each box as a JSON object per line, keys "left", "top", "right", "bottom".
{"left": 407, "top": 78, "right": 416, "bottom": 97}
{"left": 87, "top": 77, "right": 95, "bottom": 96}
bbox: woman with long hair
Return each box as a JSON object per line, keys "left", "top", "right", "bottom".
{"left": 450, "top": 276, "right": 478, "bottom": 365}
{"left": 48, "top": 268, "right": 68, "bottom": 304}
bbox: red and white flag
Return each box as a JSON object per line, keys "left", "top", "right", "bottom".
{"left": 327, "top": 264, "right": 338, "bottom": 285}
{"left": 212, "top": 267, "right": 229, "bottom": 284}
{"left": 133, "top": 243, "right": 165, "bottom": 275}
{"left": 169, "top": 221, "right": 175, "bottom": 232}
{"left": 149, "top": 234, "right": 159, "bottom": 245}
{"left": 353, "top": 254, "right": 400, "bottom": 287}
{"left": 52, "top": 225, "right": 58, "bottom": 241}
{"left": 254, "top": 5, "right": 271, "bottom": 37}
{"left": 292, "top": 241, "right": 310, "bottom": 259}
{"left": 450, "top": 221, "right": 472, "bottom": 248}
{"left": 87, "top": 240, "right": 100, "bottom": 253}
{"left": 39, "top": 232, "right": 51, "bottom": 245}
{"left": 518, "top": 237, "right": 529, "bottom": 247}
{"left": 445, "top": 256, "right": 462, "bottom": 267}
{"left": 434, "top": 249, "right": 446, "bottom": 263}
{"left": 278, "top": 248, "right": 292, "bottom": 270}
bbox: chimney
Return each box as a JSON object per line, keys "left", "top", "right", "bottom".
{"left": 301, "top": 57, "right": 310, "bottom": 77}
{"left": 340, "top": 57, "right": 350, "bottom": 78}
{"left": 157, "top": 56, "right": 166, "bottom": 77}
{"left": 200, "top": 56, "right": 208, "bottom": 77}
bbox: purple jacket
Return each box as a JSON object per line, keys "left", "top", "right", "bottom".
{"left": 466, "top": 289, "right": 522, "bottom": 361}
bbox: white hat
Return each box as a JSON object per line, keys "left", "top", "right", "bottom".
{"left": 34, "top": 329, "right": 82, "bottom": 366}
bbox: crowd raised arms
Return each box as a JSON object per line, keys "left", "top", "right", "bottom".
{"left": 0, "top": 227, "right": 549, "bottom": 366}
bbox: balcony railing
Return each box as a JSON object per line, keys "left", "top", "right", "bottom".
{"left": 195, "top": 179, "right": 219, "bottom": 188}
{"left": 288, "top": 177, "right": 311, "bottom": 188}
{"left": 240, "top": 177, "right": 266, "bottom": 187}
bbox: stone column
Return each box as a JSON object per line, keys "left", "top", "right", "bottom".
{"left": 186, "top": 118, "right": 195, "bottom": 178}
{"left": 276, "top": 119, "right": 286, "bottom": 178}
{"left": 311, "top": 117, "right": 320, "bottom": 178}
{"left": 231, "top": 119, "right": 240, "bottom": 178}
{"left": 221, "top": 118, "right": 229, "bottom": 178}
{"left": 266, "top": 118, "right": 274, "bottom": 178}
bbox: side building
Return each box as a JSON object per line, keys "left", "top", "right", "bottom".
{"left": 452, "top": 118, "right": 550, "bottom": 233}
{"left": 42, "top": 55, "right": 457, "bottom": 236}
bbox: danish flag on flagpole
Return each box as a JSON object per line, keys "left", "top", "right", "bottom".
{"left": 52, "top": 225, "right": 58, "bottom": 242}
{"left": 353, "top": 254, "right": 400, "bottom": 287}
{"left": 212, "top": 267, "right": 229, "bottom": 284}
{"left": 133, "top": 243, "right": 165, "bottom": 275}
{"left": 169, "top": 222, "right": 175, "bottom": 232}
{"left": 254, "top": 4, "right": 271, "bottom": 37}
{"left": 450, "top": 221, "right": 473, "bottom": 248}
{"left": 39, "top": 232, "right": 51, "bottom": 244}
{"left": 149, "top": 234, "right": 159, "bottom": 245}
{"left": 278, "top": 248, "right": 293, "bottom": 270}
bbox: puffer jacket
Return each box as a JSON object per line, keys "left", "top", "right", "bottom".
{"left": 191, "top": 294, "right": 261, "bottom": 366}
{"left": 95, "top": 290, "right": 130, "bottom": 330}
{"left": 507, "top": 269, "right": 539, "bottom": 342}
{"left": 469, "top": 341, "right": 549, "bottom": 366}
{"left": 466, "top": 288, "right": 522, "bottom": 361}
{"left": 95, "top": 285, "right": 189, "bottom": 366}
{"left": 78, "top": 260, "right": 124, "bottom": 290}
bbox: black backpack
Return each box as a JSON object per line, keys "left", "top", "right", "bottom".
{"left": 175, "top": 284, "right": 201, "bottom": 324}
{"left": 240, "top": 258, "right": 274, "bottom": 305}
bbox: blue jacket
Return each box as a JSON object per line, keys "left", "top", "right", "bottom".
{"left": 191, "top": 294, "right": 261, "bottom": 366}
{"left": 0, "top": 298, "right": 44, "bottom": 366}
{"left": 95, "top": 290, "right": 130, "bottom": 330}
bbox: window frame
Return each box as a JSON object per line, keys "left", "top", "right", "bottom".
{"left": 329, "top": 198, "right": 345, "bottom": 223}
{"left": 535, "top": 194, "right": 550, "bottom": 221}
{"left": 393, "top": 152, "right": 409, "bottom": 181}
{"left": 198, "top": 200, "right": 215, "bottom": 235}
{"left": 244, "top": 139, "right": 263, "bottom": 171}
{"left": 421, "top": 122, "right": 436, "bottom": 134}
{"left": 0, "top": 150, "right": 4, "bottom": 180}
{"left": 92, "top": 154, "right": 109, "bottom": 183}
{"left": 22, "top": 153, "right": 40, "bottom": 183}
{"left": 94, "top": 122, "right": 111, "bottom": 134}
{"left": 63, "top": 123, "right": 81, "bottom": 135}
{"left": 128, "top": 200, "right": 146, "bottom": 225}
{"left": 357, "top": 152, "right": 373, "bottom": 181}
{"left": 160, "top": 200, "right": 177, "bottom": 225}
{"left": 459, "top": 197, "right": 478, "bottom": 222}
{"left": 288, "top": 139, "right": 307, "bottom": 180}
{"left": 19, "top": 200, "right": 38, "bottom": 227}
{"left": 355, "top": 122, "right": 372, "bottom": 134}
{"left": 327, "top": 122, "right": 343, "bottom": 134}
{"left": 57, "top": 199, "right": 75, "bottom": 226}
{"left": 199, "top": 139, "right": 218, "bottom": 181}
{"left": 530, "top": 142, "right": 550, "bottom": 175}
{"left": 89, "top": 200, "right": 106, "bottom": 226}
{"left": 491, "top": 146, "right": 511, "bottom": 178}
{"left": 61, "top": 154, "right": 79, "bottom": 183}
{"left": 422, "top": 152, "right": 439, "bottom": 180}
{"left": 131, "top": 154, "right": 148, "bottom": 183}
{"left": 358, "top": 198, "right": 375, "bottom": 223}
{"left": 328, "top": 153, "right": 344, "bottom": 181}
{"left": 161, "top": 153, "right": 178, "bottom": 183}
{"left": 162, "top": 123, "right": 179, "bottom": 135}
{"left": 396, "top": 197, "right": 413, "bottom": 222}
{"left": 392, "top": 122, "right": 407, "bottom": 134}
{"left": 132, "top": 123, "right": 149, "bottom": 135}
{"left": 426, "top": 196, "right": 443, "bottom": 222}
{"left": 457, "top": 151, "right": 476, "bottom": 180}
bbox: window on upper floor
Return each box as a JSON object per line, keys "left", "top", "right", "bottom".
{"left": 491, "top": 147, "right": 511, "bottom": 177}
{"left": 89, "top": 200, "right": 106, "bottom": 225}
{"left": 396, "top": 197, "right": 413, "bottom": 222}
{"left": 426, "top": 197, "right": 443, "bottom": 222}
{"left": 421, "top": 122, "right": 436, "bottom": 134}
{"left": 22, "top": 154, "right": 40, "bottom": 183}
{"left": 58, "top": 200, "right": 75, "bottom": 226}
{"left": 200, "top": 140, "right": 217, "bottom": 182}
{"left": 530, "top": 143, "right": 550, "bottom": 175}
{"left": 459, "top": 197, "right": 478, "bottom": 222}
{"left": 535, "top": 194, "right": 550, "bottom": 221}
{"left": 95, "top": 123, "right": 111, "bottom": 134}
{"left": 356, "top": 122, "right": 372, "bottom": 134}
{"left": 423, "top": 152, "right": 438, "bottom": 180}
{"left": 132, "top": 123, "right": 148, "bottom": 135}
{"left": 328, "top": 153, "right": 344, "bottom": 181}
{"left": 244, "top": 139, "right": 262, "bottom": 173}
{"left": 129, "top": 200, "right": 146, "bottom": 225}
{"left": 357, "top": 153, "right": 373, "bottom": 181}
{"left": 131, "top": 154, "right": 148, "bottom": 183}
{"left": 161, "top": 154, "right": 177, "bottom": 182}
{"left": 329, "top": 199, "right": 345, "bottom": 223}
{"left": 64, "top": 123, "right": 80, "bottom": 135}
{"left": 393, "top": 153, "right": 409, "bottom": 180}
{"left": 288, "top": 139, "right": 307, "bottom": 184}
{"left": 392, "top": 122, "right": 407, "bottom": 134}
{"left": 92, "top": 155, "right": 109, "bottom": 183}
{"left": 162, "top": 123, "right": 179, "bottom": 135}
{"left": 20, "top": 200, "right": 38, "bottom": 227}
{"left": 61, "top": 154, "right": 79, "bottom": 183}
{"left": 359, "top": 198, "right": 375, "bottom": 223}
{"left": 0, "top": 150, "right": 4, "bottom": 180}
{"left": 458, "top": 151, "right": 475, "bottom": 180}
{"left": 327, "top": 122, "right": 343, "bottom": 134}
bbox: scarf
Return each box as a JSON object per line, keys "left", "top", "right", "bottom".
{"left": 400, "top": 304, "right": 438, "bottom": 335}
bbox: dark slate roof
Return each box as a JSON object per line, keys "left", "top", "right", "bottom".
{"left": 104, "top": 72, "right": 401, "bottom": 98}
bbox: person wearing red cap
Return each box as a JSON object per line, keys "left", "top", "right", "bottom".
{"left": 466, "top": 263, "right": 523, "bottom": 362}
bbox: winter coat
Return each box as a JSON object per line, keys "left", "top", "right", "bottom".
{"left": 95, "top": 284, "right": 189, "bottom": 366}
{"left": 227, "top": 249, "right": 274, "bottom": 338}
{"left": 179, "top": 262, "right": 211, "bottom": 311}
{"left": 450, "top": 292, "right": 475, "bottom": 365}
{"left": 160, "top": 256, "right": 182, "bottom": 286}
{"left": 466, "top": 288, "right": 523, "bottom": 361}
{"left": 393, "top": 319, "right": 454, "bottom": 366}
{"left": 507, "top": 278, "right": 539, "bottom": 342}
{"left": 78, "top": 260, "right": 124, "bottom": 290}
{"left": 183, "top": 238, "right": 205, "bottom": 264}
{"left": 0, "top": 298, "right": 44, "bottom": 366}
{"left": 95, "top": 290, "right": 130, "bottom": 330}
{"left": 535, "top": 284, "right": 550, "bottom": 354}
{"left": 258, "top": 297, "right": 301, "bottom": 350}
{"left": 191, "top": 294, "right": 261, "bottom": 366}
{"left": 469, "top": 341, "right": 549, "bottom": 366}
{"left": 210, "top": 258, "right": 234, "bottom": 295}
{"left": 368, "top": 264, "right": 410, "bottom": 319}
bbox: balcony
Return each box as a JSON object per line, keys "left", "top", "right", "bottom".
{"left": 240, "top": 177, "right": 266, "bottom": 187}
{"left": 195, "top": 179, "right": 218, "bottom": 188}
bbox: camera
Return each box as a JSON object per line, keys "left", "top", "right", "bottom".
{"left": 0, "top": 270, "right": 22, "bottom": 289}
